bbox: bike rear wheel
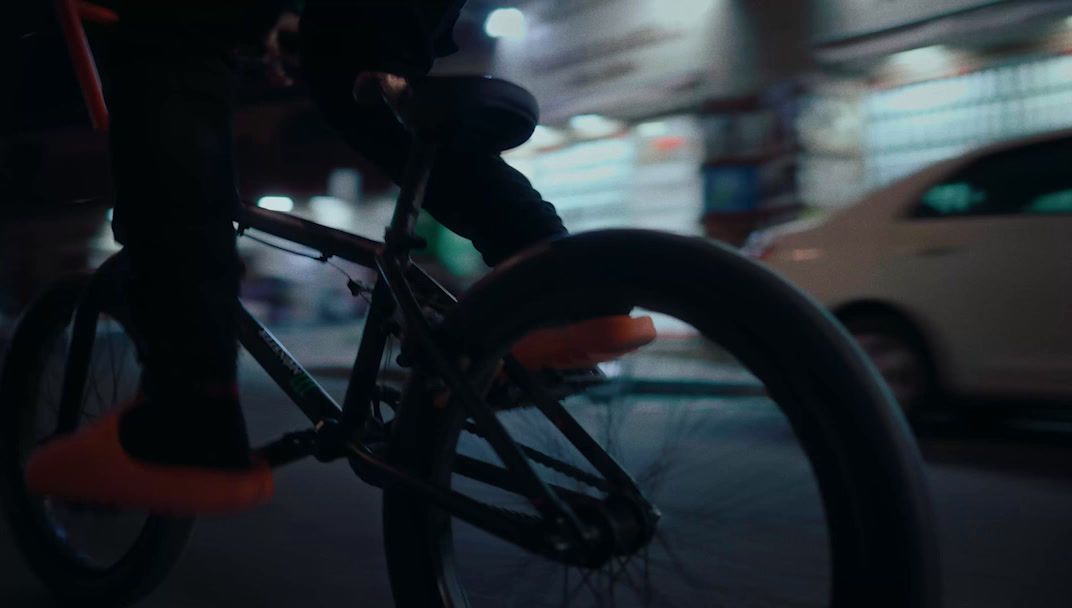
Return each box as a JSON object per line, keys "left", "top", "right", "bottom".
{"left": 384, "top": 231, "right": 940, "bottom": 608}
{"left": 0, "top": 264, "right": 193, "bottom": 606}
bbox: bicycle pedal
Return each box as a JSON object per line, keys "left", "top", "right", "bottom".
{"left": 358, "top": 415, "right": 394, "bottom": 445}
{"left": 554, "top": 367, "right": 610, "bottom": 390}
{"left": 258, "top": 430, "right": 319, "bottom": 468}
{"left": 488, "top": 366, "right": 609, "bottom": 411}
{"left": 346, "top": 440, "right": 393, "bottom": 488}
{"left": 363, "top": 440, "right": 391, "bottom": 461}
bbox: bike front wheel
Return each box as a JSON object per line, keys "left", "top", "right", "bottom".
{"left": 0, "top": 262, "right": 193, "bottom": 606}
{"left": 384, "top": 230, "right": 940, "bottom": 608}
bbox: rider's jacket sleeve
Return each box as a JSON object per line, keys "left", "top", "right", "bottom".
{"left": 301, "top": 0, "right": 467, "bottom": 76}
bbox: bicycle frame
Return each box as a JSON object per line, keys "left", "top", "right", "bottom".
{"left": 231, "top": 139, "right": 641, "bottom": 564}
{"left": 53, "top": 0, "right": 653, "bottom": 567}
{"left": 232, "top": 141, "right": 445, "bottom": 439}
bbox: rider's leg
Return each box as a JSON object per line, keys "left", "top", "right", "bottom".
{"left": 24, "top": 7, "right": 276, "bottom": 513}
{"left": 301, "top": 10, "right": 567, "bottom": 267}
{"left": 300, "top": 15, "right": 654, "bottom": 377}
{"left": 107, "top": 18, "right": 252, "bottom": 469}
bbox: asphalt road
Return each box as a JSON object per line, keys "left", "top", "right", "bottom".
{"left": 2, "top": 355, "right": 1072, "bottom": 607}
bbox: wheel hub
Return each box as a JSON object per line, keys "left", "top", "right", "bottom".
{"left": 565, "top": 493, "right": 660, "bottom": 567}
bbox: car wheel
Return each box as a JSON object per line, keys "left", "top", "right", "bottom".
{"left": 842, "top": 313, "right": 936, "bottom": 415}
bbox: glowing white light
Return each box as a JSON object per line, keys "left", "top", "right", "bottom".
{"left": 105, "top": 207, "right": 114, "bottom": 222}
{"left": 310, "top": 196, "right": 354, "bottom": 229}
{"left": 664, "top": 0, "right": 717, "bottom": 28}
{"left": 569, "top": 114, "right": 625, "bottom": 139}
{"left": 327, "top": 168, "right": 361, "bottom": 203}
{"left": 637, "top": 121, "right": 669, "bottom": 137}
{"left": 888, "top": 45, "right": 954, "bottom": 76}
{"left": 882, "top": 77, "right": 971, "bottom": 112}
{"left": 530, "top": 125, "right": 566, "bottom": 148}
{"left": 485, "top": 8, "right": 527, "bottom": 39}
{"left": 257, "top": 196, "right": 294, "bottom": 212}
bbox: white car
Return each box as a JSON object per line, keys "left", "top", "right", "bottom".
{"left": 747, "top": 131, "right": 1072, "bottom": 411}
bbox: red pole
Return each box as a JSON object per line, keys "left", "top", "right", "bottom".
{"left": 76, "top": 1, "right": 119, "bottom": 25}
{"left": 54, "top": 0, "right": 110, "bottom": 131}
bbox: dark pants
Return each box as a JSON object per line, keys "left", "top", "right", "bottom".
{"left": 110, "top": 5, "right": 566, "bottom": 403}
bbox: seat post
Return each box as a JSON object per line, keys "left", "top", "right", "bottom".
{"left": 384, "top": 134, "right": 439, "bottom": 259}
{"left": 55, "top": 0, "right": 115, "bottom": 132}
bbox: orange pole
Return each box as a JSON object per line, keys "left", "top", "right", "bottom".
{"left": 54, "top": 0, "right": 110, "bottom": 131}
{"left": 76, "top": 1, "right": 119, "bottom": 25}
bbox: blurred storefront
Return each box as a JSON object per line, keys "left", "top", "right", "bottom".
{"left": 490, "top": 0, "right": 810, "bottom": 245}
{"left": 802, "top": 0, "right": 1072, "bottom": 208}
{"left": 16, "top": 0, "right": 1072, "bottom": 319}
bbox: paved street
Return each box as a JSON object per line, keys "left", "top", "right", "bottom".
{"left": 1, "top": 328, "right": 1071, "bottom": 606}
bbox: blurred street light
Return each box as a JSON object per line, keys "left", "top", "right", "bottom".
{"left": 257, "top": 196, "right": 295, "bottom": 212}
{"left": 530, "top": 125, "right": 567, "bottom": 148}
{"left": 485, "top": 8, "right": 527, "bottom": 40}
{"left": 310, "top": 196, "right": 354, "bottom": 229}
{"left": 637, "top": 121, "right": 670, "bottom": 137}
{"left": 569, "top": 114, "right": 625, "bottom": 139}
{"left": 887, "top": 45, "right": 956, "bottom": 79}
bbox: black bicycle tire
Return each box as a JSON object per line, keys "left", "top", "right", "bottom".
{"left": 0, "top": 272, "right": 194, "bottom": 607}
{"left": 382, "top": 229, "right": 941, "bottom": 608}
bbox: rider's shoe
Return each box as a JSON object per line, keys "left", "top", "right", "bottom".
{"left": 25, "top": 402, "right": 274, "bottom": 516}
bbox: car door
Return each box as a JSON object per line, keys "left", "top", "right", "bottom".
{"left": 880, "top": 137, "right": 1072, "bottom": 399}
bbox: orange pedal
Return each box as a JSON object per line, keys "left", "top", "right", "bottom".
{"left": 511, "top": 315, "right": 657, "bottom": 370}
{"left": 25, "top": 407, "right": 274, "bottom": 516}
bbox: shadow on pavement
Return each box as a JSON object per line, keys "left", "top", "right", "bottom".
{"left": 915, "top": 402, "right": 1072, "bottom": 481}
{"left": 0, "top": 586, "right": 56, "bottom": 607}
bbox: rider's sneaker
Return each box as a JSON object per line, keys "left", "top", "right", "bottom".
{"left": 25, "top": 401, "right": 273, "bottom": 516}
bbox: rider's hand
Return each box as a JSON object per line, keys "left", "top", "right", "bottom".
{"left": 263, "top": 11, "right": 300, "bottom": 88}
{"left": 353, "top": 72, "right": 412, "bottom": 106}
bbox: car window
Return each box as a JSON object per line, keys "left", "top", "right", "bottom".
{"left": 918, "top": 182, "right": 987, "bottom": 216}
{"left": 913, "top": 137, "right": 1072, "bottom": 218}
{"left": 1026, "top": 188, "right": 1072, "bottom": 214}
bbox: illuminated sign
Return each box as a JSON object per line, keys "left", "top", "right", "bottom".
{"left": 812, "top": 0, "right": 1002, "bottom": 43}
{"left": 493, "top": 0, "right": 745, "bottom": 121}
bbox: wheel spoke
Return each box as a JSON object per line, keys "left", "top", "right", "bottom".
{"left": 407, "top": 310, "right": 845, "bottom": 607}
{"left": 115, "top": 337, "right": 132, "bottom": 405}
{"left": 463, "top": 420, "right": 609, "bottom": 492}
{"left": 107, "top": 320, "right": 121, "bottom": 407}
{"left": 7, "top": 281, "right": 165, "bottom": 580}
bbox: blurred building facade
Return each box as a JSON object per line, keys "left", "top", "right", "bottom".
{"left": 803, "top": 0, "right": 1072, "bottom": 207}
{"left": 485, "top": 0, "right": 1072, "bottom": 244}
{"left": 6, "top": 0, "right": 1072, "bottom": 324}
{"left": 487, "top": 0, "right": 811, "bottom": 244}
